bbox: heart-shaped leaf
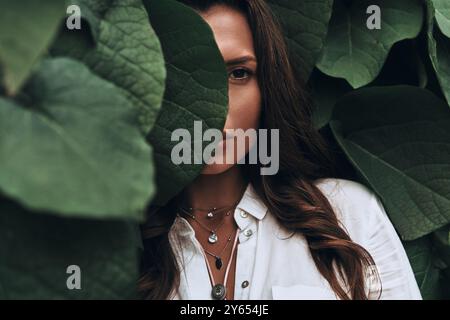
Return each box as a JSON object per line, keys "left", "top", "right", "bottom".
{"left": 330, "top": 86, "right": 450, "bottom": 240}
{"left": 0, "top": 197, "right": 139, "bottom": 299}
{"left": 0, "top": 58, "right": 154, "bottom": 219}
{"left": 0, "top": 0, "right": 65, "bottom": 95}
{"left": 51, "top": 0, "right": 166, "bottom": 134}
{"left": 267, "top": 0, "right": 334, "bottom": 80}
{"left": 144, "top": 0, "right": 228, "bottom": 205}
{"left": 317, "top": 0, "right": 423, "bottom": 88}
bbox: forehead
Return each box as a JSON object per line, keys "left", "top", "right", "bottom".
{"left": 198, "top": 4, "right": 255, "bottom": 61}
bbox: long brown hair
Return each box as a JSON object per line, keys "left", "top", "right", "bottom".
{"left": 139, "top": 0, "right": 382, "bottom": 300}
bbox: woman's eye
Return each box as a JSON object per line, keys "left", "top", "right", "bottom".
{"left": 229, "top": 68, "right": 251, "bottom": 80}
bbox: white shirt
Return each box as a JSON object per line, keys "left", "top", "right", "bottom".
{"left": 168, "top": 178, "right": 422, "bottom": 300}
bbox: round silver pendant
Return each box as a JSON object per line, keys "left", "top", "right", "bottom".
{"left": 211, "top": 284, "right": 226, "bottom": 300}
{"left": 207, "top": 212, "right": 214, "bottom": 219}
{"left": 208, "top": 232, "right": 218, "bottom": 244}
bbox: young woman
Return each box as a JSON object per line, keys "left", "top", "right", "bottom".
{"left": 139, "top": 0, "right": 422, "bottom": 300}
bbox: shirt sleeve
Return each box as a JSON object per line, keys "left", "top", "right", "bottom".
{"left": 365, "top": 193, "right": 423, "bottom": 300}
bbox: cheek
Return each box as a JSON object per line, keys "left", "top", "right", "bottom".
{"left": 225, "top": 80, "right": 261, "bottom": 131}
{"left": 200, "top": 80, "right": 262, "bottom": 175}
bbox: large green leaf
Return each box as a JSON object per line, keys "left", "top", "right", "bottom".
{"left": 317, "top": 0, "right": 423, "bottom": 88}
{"left": 0, "top": 0, "right": 65, "bottom": 95}
{"left": 0, "top": 197, "right": 139, "bottom": 299}
{"left": 52, "top": 0, "right": 166, "bottom": 134}
{"left": 0, "top": 58, "right": 153, "bottom": 219}
{"left": 404, "top": 236, "right": 447, "bottom": 299}
{"left": 431, "top": 0, "right": 450, "bottom": 38}
{"left": 427, "top": 0, "right": 450, "bottom": 106}
{"left": 144, "top": 0, "right": 228, "bottom": 205}
{"left": 330, "top": 86, "right": 450, "bottom": 241}
{"left": 267, "top": 0, "right": 333, "bottom": 80}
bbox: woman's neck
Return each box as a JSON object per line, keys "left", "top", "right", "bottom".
{"left": 182, "top": 165, "right": 248, "bottom": 209}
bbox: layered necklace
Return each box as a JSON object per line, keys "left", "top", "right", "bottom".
{"left": 179, "top": 203, "right": 237, "bottom": 244}
{"left": 178, "top": 202, "right": 241, "bottom": 300}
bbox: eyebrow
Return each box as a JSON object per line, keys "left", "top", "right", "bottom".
{"left": 225, "top": 55, "right": 257, "bottom": 67}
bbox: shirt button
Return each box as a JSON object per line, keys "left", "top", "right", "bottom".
{"left": 244, "top": 229, "right": 253, "bottom": 237}
{"left": 240, "top": 210, "right": 248, "bottom": 218}
{"left": 241, "top": 280, "right": 249, "bottom": 288}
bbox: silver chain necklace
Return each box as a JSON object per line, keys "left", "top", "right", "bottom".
{"left": 179, "top": 207, "right": 232, "bottom": 244}
{"left": 180, "top": 202, "right": 237, "bottom": 219}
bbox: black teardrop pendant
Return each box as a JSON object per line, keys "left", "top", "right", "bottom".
{"left": 215, "top": 257, "right": 223, "bottom": 270}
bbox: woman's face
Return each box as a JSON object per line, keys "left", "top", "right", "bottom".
{"left": 199, "top": 4, "right": 262, "bottom": 175}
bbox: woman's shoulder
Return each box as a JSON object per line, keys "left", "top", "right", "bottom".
{"left": 313, "top": 177, "right": 375, "bottom": 204}
{"left": 312, "top": 178, "right": 381, "bottom": 242}
{"left": 311, "top": 178, "right": 422, "bottom": 300}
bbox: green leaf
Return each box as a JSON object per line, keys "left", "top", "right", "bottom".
{"left": 0, "top": 58, "right": 154, "bottom": 219}
{"left": 317, "top": 0, "right": 423, "bottom": 88}
{"left": 52, "top": 0, "right": 166, "bottom": 134}
{"left": 0, "top": 0, "right": 65, "bottom": 95}
{"left": 431, "top": 0, "right": 450, "bottom": 38}
{"left": 267, "top": 0, "right": 333, "bottom": 80}
{"left": 0, "top": 197, "right": 139, "bottom": 299}
{"left": 427, "top": 0, "right": 450, "bottom": 106}
{"left": 330, "top": 86, "right": 450, "bottom": 240}
{"left": 144, "top": 0, "right": 228, "bottom": 205}
{"left": 404, "top": 236, "right": 447, "bottom": 299}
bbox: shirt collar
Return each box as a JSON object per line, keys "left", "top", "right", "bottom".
{"left": 236, "top": 182, "right": 268, "bottom": 221}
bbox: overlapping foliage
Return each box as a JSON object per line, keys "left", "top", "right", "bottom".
{"left": 0, "top": 0, "right": 449, "bottom": 299}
